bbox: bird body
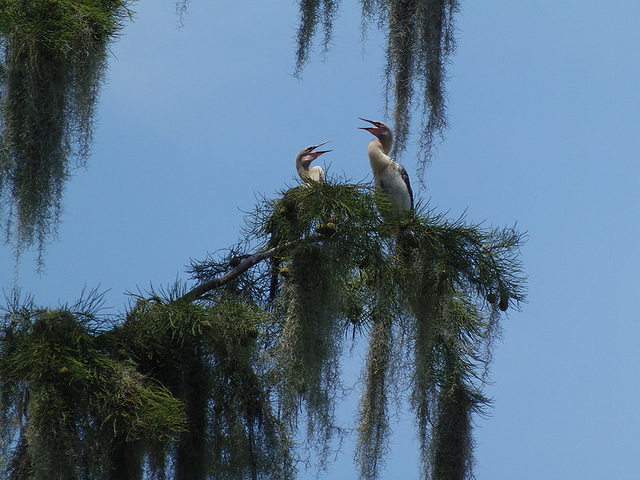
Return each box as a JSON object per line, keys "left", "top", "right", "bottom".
{"left": 368, "top": 143, "right": 414, "bottom": 214}
{"left": 296, "top": 141, "right": 331, "bottom": 184}
{"left": 359, "top": 118, "right": 413, "bottom": 216}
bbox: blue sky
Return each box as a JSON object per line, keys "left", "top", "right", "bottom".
{"left": 2, "top": 1, "right": 640, "bottom": 478}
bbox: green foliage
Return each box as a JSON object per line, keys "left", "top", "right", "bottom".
{"left": 294, "top": 0, "right": 461, "bottom": 176}
{"left": 256, "top": 181, "right": 384, "bottom": 467}
{"left": 0, "top": 0, "right": 132, "bottom": 265}
{"left": 0, "top": 3, "right": 524, "bottom": 479}
{"left": 389, "top": 212, "right": 521, "bottom": 480}
{"left": 254, "top": 181, "right": 525, "bottom": 479}
{"left": 0, "top": 306, "right": 185, "bottom": 480}
{"left": 111, "top": 294, "right": 293, "bottom": 480}
{"left": 0, "top": 180, "right": 526, "bottom": 479}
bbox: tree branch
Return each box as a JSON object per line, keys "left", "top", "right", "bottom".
{"left": 179, "top": 246, "right": 279, "bottom": 302}
{"left": 178, "top": 234, "right": 324, "bottom": 303}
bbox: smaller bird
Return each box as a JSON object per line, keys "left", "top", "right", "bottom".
{"left": 296, "top": 141, "right": 331, "bottom": 183}
{"left": 359, "top": 118, "right": 413, "bottom": 216}
{"left": 267, "top": 141, "right": 331, "bottom": 303}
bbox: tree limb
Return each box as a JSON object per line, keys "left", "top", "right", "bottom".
{"left": 179, "top": 246, "right": 279, "bottom": 302}
{"left": 179, "top": 234, "right": 324, "bottom": 302}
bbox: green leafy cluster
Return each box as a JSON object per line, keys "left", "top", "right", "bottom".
{"left": 0, "top": 0, "right": 132, "bottom": 265}
{"left": 251, "top": 180, "right": 525, "bottom": 479}
{"left": 109, "top": 296, "right": 293, "bottom": 480}
{"left": 0, "top": 307, "right": 185, "bottom": 480}
{"left": 0, "top": 180, "right": 526, "bottom": 480}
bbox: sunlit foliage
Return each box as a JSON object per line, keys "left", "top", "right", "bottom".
{"left": 0, "top": 0, "right": 132, "bottom": 266}
{"left": 0, "top": 179, "right": 525, "bottom": 479}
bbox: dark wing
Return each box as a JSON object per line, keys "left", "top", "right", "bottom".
{"left": 397, "top": 164, "right": 414, "bottom": 209}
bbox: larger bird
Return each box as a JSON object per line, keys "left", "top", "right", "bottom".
{"left": 359, "top": 118, "right": 413, "bottom": 216}
{"left": 296, "top": 141, "right": 331, "bottom": 183}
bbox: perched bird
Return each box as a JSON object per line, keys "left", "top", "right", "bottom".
{"left": 359, "top": 118, "right": 413, "bottom": 216}
{"left": 296, "top": 140, "right": 331, "bottom": 183}
{"left": 268, "top": 141, "right": 331, "bottom": 303}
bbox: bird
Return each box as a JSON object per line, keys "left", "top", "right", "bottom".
{"left": 296, "top": 140, "right": 331, "bottom": 183}
{"left": 359, "top": 118, "right": 413, "bottom": 216}
{"left": 267, "top": 141, "right": 331, "bottom": 303}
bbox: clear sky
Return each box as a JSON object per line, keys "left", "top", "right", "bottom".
{"left": 2, "top": 1, "right": 640, "bottom": 478}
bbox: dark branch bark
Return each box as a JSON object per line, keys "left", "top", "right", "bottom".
{"left": 178, "top": 235, "right": 324, "bottom": 302}
{"left": 179, "top": 246, "right": 278, "bottom": 302}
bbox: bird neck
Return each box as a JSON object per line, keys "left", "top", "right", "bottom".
{"left": 296, "top": 163, "right": 308, "bottom": 177}
{"left": 380, "top": 135, "right": 392, "bottom": 155}
{"left": 367, "top": 139, "right": 393, "bottom": 173}
{"left": 299, "top": 165, "right": 323, "bottom": 183}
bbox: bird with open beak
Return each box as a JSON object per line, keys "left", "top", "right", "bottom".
{"left": 359, "top": 118, "right": 413, "bottom": 216}
{"left": 359, "top": 118, "right": 394, "bottom": 155}
{"left": 296, "top": 140, "right": 331, "bottom": 183}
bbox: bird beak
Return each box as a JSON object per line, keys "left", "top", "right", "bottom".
{"left": 310, "top": 140, "right": 330, "bottom": 150}
{"left": 308, "top": 150, "right": 330, "bottom": 161}
{"left": 309, "top": 140, "right": 331, "bottom": 157}
{"left": 359, "top": 118, "right": 384, "bottom": 138}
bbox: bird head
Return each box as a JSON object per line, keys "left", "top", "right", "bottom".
{"left": 297, "top": 140, "right": 331, "bottom": 167}
{"left": 359, "top": 118, "right": 393, "bottom": 153}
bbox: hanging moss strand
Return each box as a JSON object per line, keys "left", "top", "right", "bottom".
{"left": 0, "top": 0, "right": 132, "bottom": 266}
{"left": 295, "top": 0, "right": 461, "bottom": 177}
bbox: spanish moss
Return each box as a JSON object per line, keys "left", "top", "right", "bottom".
{"left": 0, "top": 307, "right": 186, "bottom": 480}
{"left": 355, "top": 309, "right": 393, "bottom": 480}
{"left": 294, "top": 0, "right": 340, "bottom": 77}
{"left": 413, "top": 0, "right": 460, "bottom": 176}
{"left": 275, "top": 244, "right": 346, "bottom": 468}
{"left": 264, "top": 181, "right": 380, "bottom": 468}
{"left": 115, "top": 294, "right": 292, "bottom": 480}
{"left": 0, "top": 0, "right": 132, "bottom": 267}
{"left": 295, "top": 0, "right": 461, "bottom": 179}
{"left": 398, "top": 211, "right": 521, "bottom": 478}
{"left": 429, "top": 370, "right": 481, "bottom": 480}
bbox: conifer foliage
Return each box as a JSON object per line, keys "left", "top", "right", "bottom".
{"left": 1, "top": 180, "right": 525, "bottom": 479}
